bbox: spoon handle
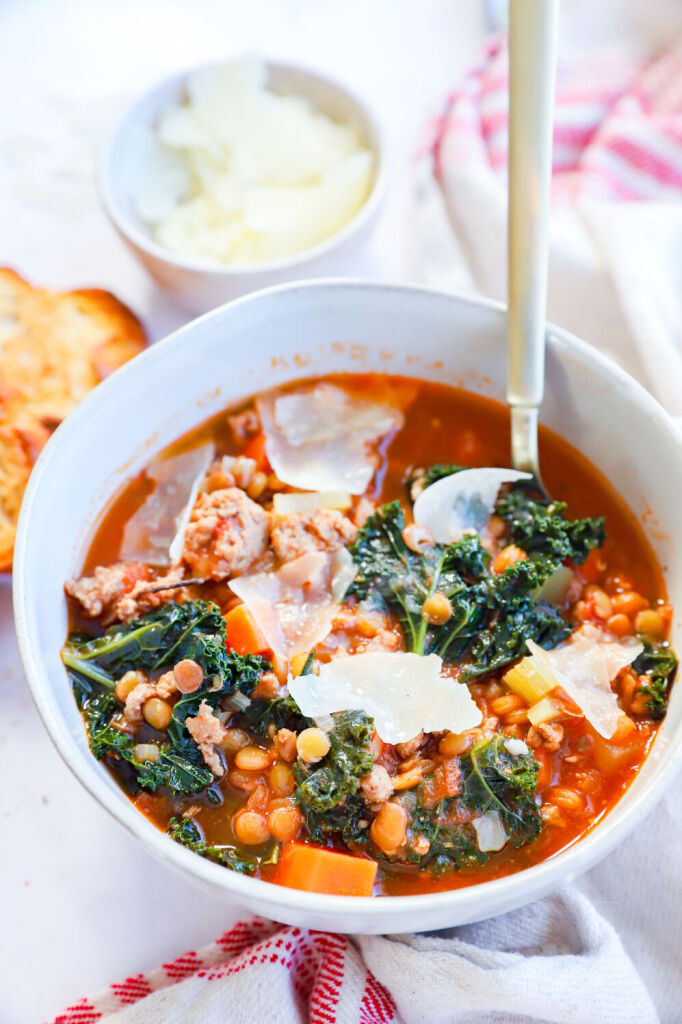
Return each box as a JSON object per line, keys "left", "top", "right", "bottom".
{"left": 507, "top": 0, "right": 559, "bottom": 471}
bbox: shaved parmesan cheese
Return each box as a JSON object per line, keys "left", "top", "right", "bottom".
{"left": 120, "top": 442, "right": 214, "bottom": 566}
{"left": 288, "top": 651, "right": 482, "bottom": 744}
{"left": 272, "top": 490, "right": 352, "bottom": 516}
{"left": 258, "top": 384, "right": 404, "bottom": 494}
{"left": 228, "top": 549, "right": 350, "bottom": 658}
{"left": 413, "top": 468, "right": 531, "bottom": 544}
{"left": 534, "top": 564, "right": 574, "bottom": 605}
{"left": 131, "top": 58, "right": 374, "bottom": 266}
{"left": 525, "top": 627, "right": 643, "bottom": 738}
{"left": 472, "top": 811, "right": 508, "bottom": 852}
{"left": 330, "top": 547, "right": 356, "bottom": 602}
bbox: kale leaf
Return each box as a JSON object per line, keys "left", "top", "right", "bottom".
{"left": 63, "top": 600, "right": 263, "bottom": 693}
{"left": 461, "top": 560, "right": 572, "bottom": 681}
{"left": 349, "top": 501, "right": 490, "bottom": 659}
{"left": 167, "top": 816, "right": 257, "bottom": 874}
{"left": 408, "top": 798, "right": 487, "bottom": 873}
{"left": 495, "top": 489, "right": 605, "bottom": 565}
{"left": 460, "top": 735, "right": 542, "bottom": 846}
{"left": 81, "top": 690, "right": 214, "bottom": 795}
{"left": 65, "top": 601, "right": 269, "bottom": 798}
{"left": 349, "top": 501, "right": 571, "bottom": 677}
{"left": 294, "top": 710, "right": 374, "bottom": 843}
{"left": 233, "top": 694, "right": 313, "bottom": 737}
{"left": 632, "top": 641, "right": 678, "bottom": 719}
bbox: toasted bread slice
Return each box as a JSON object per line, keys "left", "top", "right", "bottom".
{"left": 0, "top": 269, "right": 147, "bottom": 570}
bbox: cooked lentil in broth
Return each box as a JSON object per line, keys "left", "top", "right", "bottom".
{"left": 64, "top": 374, "right": 677, "bottom": 897}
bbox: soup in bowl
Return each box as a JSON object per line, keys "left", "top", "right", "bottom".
{"left": 13, "top": 282, "right": 682, "bottom": 933}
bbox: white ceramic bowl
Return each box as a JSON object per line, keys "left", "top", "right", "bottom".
{"left": 14, "top": 281, "right": 682, "bottom": 934}
{"left": 99, "top": 62, "right": 388, "bottom": 313}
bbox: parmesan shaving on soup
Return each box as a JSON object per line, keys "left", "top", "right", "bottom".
{"left": 257, "top": 384, "right": 404, "bottom": 494}
{"left": 119, "top": 442, "right": 214, "bottom": 566}
{"left": 288, "top": 650, "right": 482, "bottom": 744}
{"left": 228, "top": 548, "right": 353, "bottom": 658}
{"left": 131, "top": 58, "right": 375, "bottom": 265}
{"left": 525, "top": 626, "right": 643, "bottom": 738}
{"left": 413, "top": 467, "right": 531, "bottom": 544}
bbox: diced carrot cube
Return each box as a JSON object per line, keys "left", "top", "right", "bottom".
{"left": 275, "top": 842, "right": 377, "bottom": 897}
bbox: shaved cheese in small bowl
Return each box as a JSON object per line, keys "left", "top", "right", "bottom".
{"left": 288, "top": 650, "right": 482, "bottom": 744}
{"left": 258, "top": 383, "right": 403, "bottom": 493}
{"left": 119, "top": 442, "right": 214, "bottom": 566}
{"left": 130, "top": 58, "right": 375, "bottom": 267}
{"left": 272, "top": 490, "right": 352, "bottom": 517}
{"left": 228, "top": 547, "right": 354, "bottom": 658}
{"left": 413, "top": 468, "right": 531, "bottom": 545}
{"left": 525, "top": 626, "right": 643, "bottom": 738}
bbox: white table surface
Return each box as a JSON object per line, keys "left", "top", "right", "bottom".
{"left": 0, "top": 2, "right": 490, "bottom": 1020}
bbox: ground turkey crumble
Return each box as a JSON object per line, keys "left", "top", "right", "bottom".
{"left": 182, "top": 487, "right": 269, "bottom": 581}
{"left": 185, "top": 700, "right": 227, "bottom": 777}
{"left": 270, "top": 508, "right": 358, "bottom": 562}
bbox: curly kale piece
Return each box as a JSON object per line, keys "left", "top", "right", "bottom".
{"left": 63, "top": 600, "right": 264, "bottom": 693}
{"left": 294, "top": 710, "right": 374, "bottom": 843}
{"left": 461, "top": 559, "right": 572, "bottom": 681}
{"left": 349, "top": 501, "right": 571, "bottom": 677}
{"left": 349, "top": 501, "right": 490, "bottom": 660}
{"left": 460, "top": 735, "right": 542, "bottom": 846}
{"left": 233, "top": 694, "right": 313, "bottom": 737}
{"left": 65, "top": 601, "right": 269, "bottom": 798}
{"left": 632, "top": 641, "right": 678, "bottom": 719}
{"left": 80, "top": 690, "right": 214, "bottom": 795}
{"left": 407, "top": 798, "right": 487, "bottom": 873}
{"left": 167, "top": 816, "right": 256, "bottom": 874}
{"left": 495, "top": 489, "right": 605, "bottom": 565}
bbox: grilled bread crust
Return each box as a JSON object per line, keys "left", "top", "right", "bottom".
{"left": 0, "top": 268, "right": 147, "bottom": 569}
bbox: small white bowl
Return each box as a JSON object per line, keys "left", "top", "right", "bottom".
{"left": 13, "top": 281, "right": 682, "bottom": 934}
{"left": 99, "top": 61, "right": 388, "bottom": 313}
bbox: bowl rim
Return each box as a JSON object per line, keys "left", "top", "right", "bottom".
{"left": 98, "top": 57, "right": 389, "bottom": 277}
{"left": 13, "top": 279, "right": 682, "bottom": 926}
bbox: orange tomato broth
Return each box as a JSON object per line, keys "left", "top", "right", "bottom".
{"left": 79, "top": 373, "right": 668, "bottom": 896}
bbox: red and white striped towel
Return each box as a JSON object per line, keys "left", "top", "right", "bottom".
{"left": 416, "top": 36, "right": 682, "bottom": 416}
{"left": 49, "top": 891, "right": 658, "bottom": 1024}
{"left": 427, "top": 35, "right": 682, "bottom": 200}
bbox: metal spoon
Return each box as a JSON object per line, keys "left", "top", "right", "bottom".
{"left": 507, "top": 0, "right": 559, "bottom": 496}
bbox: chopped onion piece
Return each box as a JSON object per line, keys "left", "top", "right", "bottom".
{"left": 273, "top": 490, "right": 352, "bottom": 516}
{"left": 228, "top": 549, "right": 350, "bottom": 658}
{"left": 413, "top": 467, "right": 531, "bottom": 544}
{"left": 119, "top": 442, "right": 214, "bottom": 566}
{"left": 472, "top": 811, "right": 508, "bottom": 852}
{"left": 288, "top": 651, "right": 482, "bottom": 744}
{"left": 257, "top": 384, "right": 404, "bottom": 494}
{"left": 525, "top": 626, "right": 643, "bottom": 738}
{"left": 503, "top": 737, "right": 530, "bottom": 757}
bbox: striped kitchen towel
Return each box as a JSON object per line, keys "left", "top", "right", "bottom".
{"left": 48, "top": 891, "right": 656, "bottom": 1024}
{"left": 415, "top": 35, "right": 682, "bottom": 416}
